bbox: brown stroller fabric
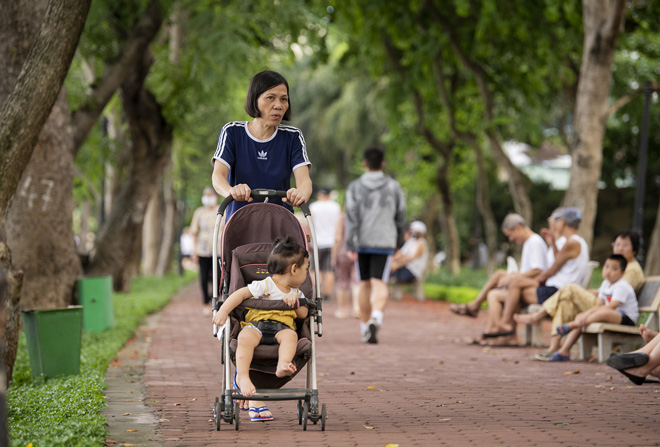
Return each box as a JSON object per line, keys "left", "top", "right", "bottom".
{"left": 221, "top": 210, "right": 315, "bottom": 390}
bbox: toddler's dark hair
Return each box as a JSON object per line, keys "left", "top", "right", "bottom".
{"left": 268, "top": 236, "right": 308, "bottom": 275}
{"left": 607, "top": 253, "right": 628, "bottom": 273}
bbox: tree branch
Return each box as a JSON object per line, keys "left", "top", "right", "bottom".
{"left": 607, "top": 80, "right": 660, "bottom": 118}
{"left": 71, "top": 0, "right": 163, "bottom": 156}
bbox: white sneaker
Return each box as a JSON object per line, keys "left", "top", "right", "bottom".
{"left": 366, "top": 318, "right": 379, "bottom": 344}
{"left": 361, "top": 330, "right": 370, "bottom": 343}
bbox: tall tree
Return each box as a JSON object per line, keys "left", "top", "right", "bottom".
{"left": 0, "top": 0, "right": 91, "bottom": 382}
{"left": 562, "top": 0, "right": 626, "bottom": 247}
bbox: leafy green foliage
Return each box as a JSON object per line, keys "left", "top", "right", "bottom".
{"left": 8, "top": 272, "right": 196, "bottom": 447}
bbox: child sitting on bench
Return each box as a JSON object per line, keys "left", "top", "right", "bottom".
{"left": 544, "top": 254, "right": 638, "bottom": 362}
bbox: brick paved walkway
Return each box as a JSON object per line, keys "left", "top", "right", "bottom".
{"left": 105, "top": 283, "right": 660, "bottom": 446}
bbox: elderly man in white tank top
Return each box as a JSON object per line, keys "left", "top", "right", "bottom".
{"left": 491, "top": 208, "right": 589, "bottom": 340}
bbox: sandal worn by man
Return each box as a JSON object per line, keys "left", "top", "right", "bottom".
{"left": 449, "top": 303, "right": 479, "bottom": 318}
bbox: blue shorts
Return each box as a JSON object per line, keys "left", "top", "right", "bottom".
{"left": 536, "top": 286, "right": 558, "bottom": 304}
{"left": 392, "top": 267, "right": 417, "bottom": 284}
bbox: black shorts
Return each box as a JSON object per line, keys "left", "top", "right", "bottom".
{"left": 356, "top": 253, "right": 392, "bottom": 282}
{"left": 619, "top": 313, "right": 635, "bottom": 326}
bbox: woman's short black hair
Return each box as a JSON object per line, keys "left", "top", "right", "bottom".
{"left": 615, "top": 229, "right": 640, "bottom": 255}
{"left": 244, "top": 70, "right": 291, "bottom": 121}
{"left": 268, "top": 236, "right": 308, "bottom": 275}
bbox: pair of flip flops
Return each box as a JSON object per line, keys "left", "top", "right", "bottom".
{"left": 450, "top": 303, "right": 479, "bottom": 318}
{"left": 482, "top": 329, "right": 515, "bottom": 339}
{"left": 605, "top": 352, "right": 660, "bottom": 386}
{"left": 249, "top": 406, "right": 274, "bottom": 422}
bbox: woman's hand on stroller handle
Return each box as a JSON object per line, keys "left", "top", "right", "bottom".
{"left": 228, "top": 183, "right": 253, "bottom": 203}
{"left": 283, "top": 187, "right": 306, "bottom": 207}
{"left": 218, "top": 189, "right": 311, "bottom": 216}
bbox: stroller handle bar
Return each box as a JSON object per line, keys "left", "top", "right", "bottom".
{"left": 217, "top": 189, "right": 311, "bottom": 217}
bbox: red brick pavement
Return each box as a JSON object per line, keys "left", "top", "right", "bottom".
{"left": 105, "top": 283, "right": 660, "bottom": 446}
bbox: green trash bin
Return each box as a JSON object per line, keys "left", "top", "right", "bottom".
{"left": 21, "top": 306, "right": 83, "bottom": 381}
{"left": 78, "top": 276, "right": 114, "bottom": 333}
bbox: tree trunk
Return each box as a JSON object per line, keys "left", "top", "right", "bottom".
{"left": 156, "top": 165, "right": 176, "bottom": 276}
{"left": 7, "top": 88, "right": 82, "bottom": 310}
{"left": 85, "top": 50, "right": 173, "bottom": 292}
{"left": 141, "top": 188, "right": 161, "bottom": 275}
{"left": 436, "top": 161, "right": 460, "bottom": 274}
{"left": 473, "top": 143, "right": 498, "bottom": 274}
{"left": 0, "top": 0, "right": 90, "bottom": 382}
{"left": 644, "top": 196, "right": 660, "bottom": 276}
{"left": 563, "top": 0, "right": 626, "bottom": 247}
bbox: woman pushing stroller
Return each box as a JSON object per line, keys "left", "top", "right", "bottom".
{"left": 212, "top": 236, "right": 309, "bottom": 418}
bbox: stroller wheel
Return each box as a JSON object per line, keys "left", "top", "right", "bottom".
{"left": 301, "top": 402, "right": 309, "bottom": 431}
{"left": 320, "top": 404, "right": 327, "bottom": 431}
{"left": 214, "top": 398, "right": 221, "bottom": 431}
{"left": 297, "top": 400, "right": 303, "bottom": 425}
{"left": 234, "top": 402, "right": 240, "bottom": 430}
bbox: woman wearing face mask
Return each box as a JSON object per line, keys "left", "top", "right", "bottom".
{"left": 190, "top": 187, "right": 219, "bottom": 307}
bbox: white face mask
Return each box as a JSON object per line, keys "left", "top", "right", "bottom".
{"left": 201, "top": 195, "right": 217, "bottom": 207}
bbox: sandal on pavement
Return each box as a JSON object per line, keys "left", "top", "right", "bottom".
{"left": 249, "top": 406, "right": 274, "bottom": 422}
{"left": 556, "top": 324, "right": 571, "bottom": 336}
{"left": 533, "top": 351, "right": 553, "bottom": 362}
{"left": 606, "top": 352, "right": 649, "bottom": 371}
{"left": 617, "top": 369, "right": 646, "bottom": 386}
{"left": 449, "top": 303, "right": 479, "bottom": 318}
{"left": 547, "top": 352, "right": 570, "bottom": 362}
{"left": 482, "top": 329, "right": 515, "bottom": 339}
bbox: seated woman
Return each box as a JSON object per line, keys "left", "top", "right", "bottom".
{"left": 606, "top": 324, "right": 660, "bottom": 385}
{"left": 514, "top": 230, "right": 644, "bottom": 356}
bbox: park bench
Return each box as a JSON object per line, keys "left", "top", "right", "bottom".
{"left": 577, "top": 275, "right": 660, "bottom": 362}
{"left": 390, "top": 271, "right": 428, "bottom": 302}
{"left": 521, "top": 260, "right": 600, "bottom": 347}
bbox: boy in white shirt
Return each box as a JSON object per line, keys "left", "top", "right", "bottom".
{"left": 546, "top": 254, "right": 638, "bottom": 361}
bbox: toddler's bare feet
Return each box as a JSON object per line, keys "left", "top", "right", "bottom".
{"left": 513, "top": 312, "right": 542, "bottom": 325}
{"left": 235, "top": 374, "right": 256, "bottom": 398}
{"left": 275, "top": 362, "right": 297, "bottom": 378}
{"left": 640, "top": 324, "right": 658, "bottom": 344}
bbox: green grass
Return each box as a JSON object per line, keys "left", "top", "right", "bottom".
{"left": 423, "top": 267, "right": 488, "bottom": 303}
{"left": 8, "top": 271, "right": 196, "bottom": 447}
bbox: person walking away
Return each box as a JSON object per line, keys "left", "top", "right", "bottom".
{"left": 309, "top": 188, "right": 341, "bottom": 301}
{"left": 190, "top": 187, "right": 219, "bottom": 309}
{"left": 345, "top": 147, "right": 406, "bottom": 344}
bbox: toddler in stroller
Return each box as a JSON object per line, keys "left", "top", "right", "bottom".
{"left": 213, "top": 236, "right": 310, "bottom": 399}
{"left": 212, "top": 190, "right": 326, "bottom": 430}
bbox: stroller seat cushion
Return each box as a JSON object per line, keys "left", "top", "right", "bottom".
{"left": 244, "top": 320, "right": 292, "bottom": 345}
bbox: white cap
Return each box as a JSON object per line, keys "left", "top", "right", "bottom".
{"left": 410, "top": 221, "right": 427, "bottom": 234}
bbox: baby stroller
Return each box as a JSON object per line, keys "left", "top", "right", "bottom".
{"left": 211, "top": 189, "right": 327, "bottom": 430}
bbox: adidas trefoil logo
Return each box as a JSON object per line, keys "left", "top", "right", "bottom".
{"left": 257, "top": 150, "right": 267, "bottom": 160}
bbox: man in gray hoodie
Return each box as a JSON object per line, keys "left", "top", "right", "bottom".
{"left": 345, "top": 148, "right": 406, "bottom": 343}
